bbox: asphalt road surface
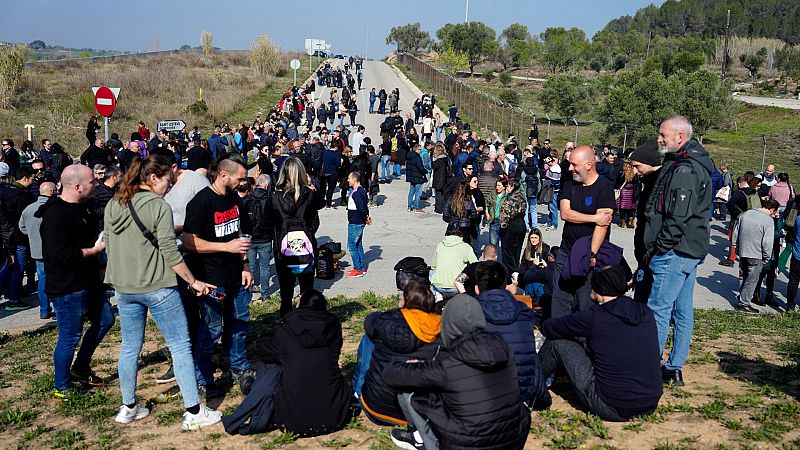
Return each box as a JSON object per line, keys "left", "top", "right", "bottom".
{"left": 735, "top": 94, "right": 800, "bottom": 109}
{"left": 0, "top": 60, "right": 783, "bottom": 334}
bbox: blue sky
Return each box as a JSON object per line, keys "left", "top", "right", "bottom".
{"left": 2, "top": 0, "right": 663, "bottom": 57}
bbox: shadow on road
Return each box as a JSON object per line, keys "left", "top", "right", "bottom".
{"left": 696, "top": 271, "right": 739, "bottom": 307}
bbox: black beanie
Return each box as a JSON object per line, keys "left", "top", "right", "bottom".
{"left": 630, "top": 139, "right": 660, "bottom": 167}
{"left": 591, "top": 264, "right": 631, "bottom": 297}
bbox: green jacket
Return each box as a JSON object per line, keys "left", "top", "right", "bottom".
{"left": 104, "top": 191, "right": 184, "bottom": 294}
{"left": 643, "top": 139, "right": 714, "bottom": 259}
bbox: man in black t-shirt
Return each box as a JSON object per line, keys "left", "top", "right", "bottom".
{"left": 182, "top": 158, "right": 255, "bottom": 394}
{"left": 552, "top": 146, "right": 616, "bottom": 318}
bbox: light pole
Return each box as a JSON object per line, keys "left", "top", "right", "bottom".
{"left": 465, "top": 0, "right": 469, "bottom": 23}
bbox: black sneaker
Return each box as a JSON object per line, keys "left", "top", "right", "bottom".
{"left": 234, "top": 369, "right": 257, "bottom": 395}
{"left": 156, "top": 366, "right": 176, "bottom": 384}
{"left": 3, "top": 300, "right": 32, "bottom": 311}
{"left": 662, "top": 367, "right": 684, "bottom": 387}
{"left": 70, "top": 369, "right": 105, "bottom": 387}
{"left": 736, "top": 304, "right": 760, "bottom": 314}
{"left": 718, "top": 259, "right": 735, "bottom": 267}
{"left": 390, "top": 428, "right": 424, "bottom": 450}
{"left": 752, "top": 294, "right": 765, "bottom": 306}
{"left": 198, "top": 383, "right": 223, "bottom": 399}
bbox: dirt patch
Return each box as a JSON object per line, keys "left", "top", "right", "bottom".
{"left": 1, "top": 300, "right": 799, "bottom": 449}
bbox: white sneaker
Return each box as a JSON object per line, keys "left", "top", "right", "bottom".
{"left": 182, "top": 405, "right": 222, "bottom": 431}
{"left": 114, "top": 404, "right": 150, "bottom": 424}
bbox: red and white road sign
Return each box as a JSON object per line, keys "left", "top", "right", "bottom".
{"left": 93, "top": 86, "right": 117, "bottom": 117}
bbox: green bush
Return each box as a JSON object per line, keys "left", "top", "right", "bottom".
{"left": 186, "top": 99, "right": 208, "bottom": 116}
{"left": 498, "top": 71, "right": 512, "bottom": 86}
{"left": 482, "top": 70, "right": 495, "bottom": 82}
{"left": 499, "top": 89, "right": 519, "bottom": 106}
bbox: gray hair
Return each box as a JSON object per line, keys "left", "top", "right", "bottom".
{"left": 665, "top": 116, "right": 693, "bottom": 139}
{"left": 255, "top": 174, "right": 271, "bottom": 189}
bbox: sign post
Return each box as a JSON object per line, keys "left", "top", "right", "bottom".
{"left": 307, "top": 47, "right": 314, "bottom": 74}
{"left": 290, "top": 59, "right": 301, "bottom": 86}
{"left": 156, "top": 120, "right": 187, "bottom": 133}
{"left": 24, "top": 124, "right": 34, "bottom": 142}
{"left": 92, "top": 86, "right": 120, "bottom": 142}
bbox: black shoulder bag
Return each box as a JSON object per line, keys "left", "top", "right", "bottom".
{"left": 127, "top": 202, "right": 159, "bottom": 249}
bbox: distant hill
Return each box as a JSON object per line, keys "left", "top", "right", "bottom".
{"left": 602, "top": 0, "right": 800, "bottom": 45}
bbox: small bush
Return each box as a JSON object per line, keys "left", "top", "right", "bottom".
{"left": 499, "top": 89, "right": 520, "bottom": 106}
{"left": 186, "top": 99, "right": 208, "bottom": 116}
{"left": 483, "top": 70, "right": 495, "bottom": 82}
{"left": 499, "top": 70, "right": 512, "bottom": 86}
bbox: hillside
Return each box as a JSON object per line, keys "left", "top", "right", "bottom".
{"left": 604, "top": 0, "right": 800, "bottom": 44}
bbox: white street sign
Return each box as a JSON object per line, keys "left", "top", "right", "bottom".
{"left": 157, "top": 120, "right": 187, "bottom": 132}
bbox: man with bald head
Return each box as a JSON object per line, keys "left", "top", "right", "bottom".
{"left": 642, "top": 116, "right": 713, "bottom": 387}
{"left": 39, "top": 164, "right": 114, "bottom": 396}
{"left": 19, "top": 181, "right": 58, "bottom": 319}
{"left": 550, "top": 145, "right": 616, "bottom": 318}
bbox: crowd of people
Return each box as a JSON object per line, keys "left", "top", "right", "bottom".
{"left": 0, "top": 55, "right": 795, "bottom": 449}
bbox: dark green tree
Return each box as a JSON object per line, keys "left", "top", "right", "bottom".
{"left": 539, "top": 73, "right": 588, "bottom": 119}
{"left": 539, "top": 27, "right": 587, "bottom": 74}
{"left": 739, "top": 47, "right": 768, "bottom": 81}
{"left": 386, "top": 23, "right": 433, "bottom": 55}
{"left": 437, "top": 21, "right": 496, "bottom": 73}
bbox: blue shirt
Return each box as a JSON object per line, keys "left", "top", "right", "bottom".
{"left": 322, "top": 150, "right": 341, "bottom": 175}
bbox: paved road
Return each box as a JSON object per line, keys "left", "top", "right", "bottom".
{"left": 0, "top": 60, "right": 785, "bottom": 334}
{"left": 735, "top": 94, "right": 800, "bottom": 109}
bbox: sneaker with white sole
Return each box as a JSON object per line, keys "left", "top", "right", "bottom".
{"left": 114, "top": 404, "right": 150, "bottom": 424}
{"left": 182, "top": 405, "right": 222, "bottom": 431}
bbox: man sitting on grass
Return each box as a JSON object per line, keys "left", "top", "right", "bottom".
{"left": 539, "top": 264, "right": 663, "bottom": 421}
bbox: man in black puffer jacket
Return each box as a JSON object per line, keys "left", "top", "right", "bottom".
{"left": 474, "top": 261, "right": 551, "bottom": 410}
{"left": 384, "top": 294, "right": 530, "bottom": 450}
{"left": 359, "top": 283, "right": 441, "bottom": 426}
{"left": 405, "top": 145, "right": 427, "bottom": 213}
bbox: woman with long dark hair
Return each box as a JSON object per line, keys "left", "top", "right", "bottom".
{"left": 104, "top": 155, "right": 221, "bottom": 429}
{"left": 271, "top": 158, "right": 324, "bottom": 316}
{"left": 443, "top": 181, "right": 480, "bottom": 245}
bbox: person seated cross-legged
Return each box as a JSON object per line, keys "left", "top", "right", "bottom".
{"left": 539, "top": 264, "right": 663, "bottom": 422}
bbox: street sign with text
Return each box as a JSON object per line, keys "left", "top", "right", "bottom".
{"left": 157, "top": 120, "right": 187, "bottom": 132}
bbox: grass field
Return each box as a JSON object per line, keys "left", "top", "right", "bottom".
{"left": 0, "top": 294, "right": 798, "bottom": 449}
{"left": 0, "top": 53, "right": 324, "bottom": 157}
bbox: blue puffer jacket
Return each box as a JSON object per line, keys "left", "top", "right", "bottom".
{"left": 477, "top": 289, "right": 551, "bottom": 409}
{"left": 405, "top": 151, "right": 428, "bottom": 185}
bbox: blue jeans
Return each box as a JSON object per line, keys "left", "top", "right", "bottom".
{"left": 489, "top": 220, "right": 501, "bottom": 248}
{"left": 647, "top": 250, "right": 702, "bottom": 371}
{"left": 408, "top": 183, "right": 423, "bottom": 209}
{"left": 435, "top": 128, "right": 443, "bottom": 142}
{"left": 0, "top": 245, "right": 28, "bottom": 301}
{"left": 393, "top": 163, "right": 402, "bottom": 177}
{"left": 328, "top": 120, "right": 335, "bottom": 133}
{"left": 247, "top": 242, "right": 274, "bottom": 294}
{"left": 380, "top": 155, "right": 391, "bottom": 181}
{"left": 352, "top": 334, "right": 375, "bottom": 397}
{"left": 117, "top": 287, "right": 199, "bottom": 408}
{"left": 51, "top": 289, "right": 115, "bottom": 391}
{"left": 369, "top": 100, "right": 375, "bottom": 114}
{"left": 195, "top": 284, "right": 252, "bottom": 385}
{"left": 348, "top": 224, "right": 366, "bottom": 272}
{"left": 526, "top": 198, "right": 539, "bottom": 229}
{"left": 35, "top": 260, "right": 49, "bottom": 317}
{"left": 548, "top": 192, "right": 559, "bottom": 228}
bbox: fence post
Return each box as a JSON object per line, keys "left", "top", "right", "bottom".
{"left": 572, "top": 118, "right": 579, "bottom": 145}
{"left": 622, "top": 124, "right": 628, "bottom": 154}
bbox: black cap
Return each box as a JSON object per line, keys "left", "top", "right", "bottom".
{"left": 591, "top": 264, "right": 632, "bottom": 297}
{"left": 630, "top": 139, "right": 660, "bottom": 167}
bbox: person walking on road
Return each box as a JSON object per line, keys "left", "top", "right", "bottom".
{"left": 368, "top": 88, "right": 376, "bottom": 114}
{"left": 378, "top": 88, "right": 387, "bottom": 115}
{"left": 643, "top": 116, "right": 713, "bottom": 387}
{"left": 733, "top": 199, "right": 779, "bottom": 314}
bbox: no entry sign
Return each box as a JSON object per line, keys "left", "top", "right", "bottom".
{"left": 93, "top": 86, "right": 118, "bottom": 117}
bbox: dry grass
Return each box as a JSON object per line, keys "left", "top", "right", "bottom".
{"left": 0, "top": 51, "right": 311, "bottom": 155}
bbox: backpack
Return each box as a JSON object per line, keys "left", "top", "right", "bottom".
{"left": 275, "top": 193, "right": 315, "bottom": 275}
{"left": 394, "top": 257, "right": 431, "bottom": 290}
{"left": 244, "top": 191, "right": 270, "bottom": 238}
{"left": 421, "top": 151, "right": 432, "bottom": 172}
{"left": 50, "top": 152, "right": 73, "bottom": 172}
{"left": 745, "top": 192, "right": 762, "bottom": 211}
{"left": 525, "top": 173, "right": 539, "bottom": 200}
{"left": 316, "top": 247, "right": 335, "bottom": 279}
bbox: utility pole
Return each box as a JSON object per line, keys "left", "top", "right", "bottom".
{"left": 366, "top": 28, "right": 369, "bottom": 59}
{"left": 465, "top": 0, "right": 469, "bottom": 23}
{"left": 645, "top": 32, "right": 652, "bottom": 60}
{"left": 721, "top": 9, "right": 731, "bottom": 80}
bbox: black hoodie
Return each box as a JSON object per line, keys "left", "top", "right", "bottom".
{"left": 541, "top": 295, "right": 663, "bottom": 418}
{"left": 256, "top": 307, "right": 352, "bottom": 437}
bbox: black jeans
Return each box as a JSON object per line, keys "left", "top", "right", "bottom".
{"left": 539, "top": 339, "right": 626, "bottom": 422}
{"left": 786, "top": 256, "right": 800, "bottom": 308}
{"left": 276, "top": 263, "right": 315, "bottom": 317}
{"left": 434, "top": 189, "right": 445, "bottom": 214}
{"left": 321, "top": 173, "right": 338, "bottom": 207}
{"left": 500, "top": 217, "right": 526, "bottom": 275}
